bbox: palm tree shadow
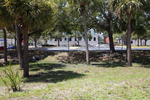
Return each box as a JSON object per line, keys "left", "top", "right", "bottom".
{"left": 24, "top": 70, "right": 85, "bottom": 83}
{"left": 92, "top": 61, "right": 127, "bottom": 68}
{"left": 29, "top": 63, "right": 66, "bottom": 71}
{"left": 23, "top": 63, "right": 85, "bottom": 83}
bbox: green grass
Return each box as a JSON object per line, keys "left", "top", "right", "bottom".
{"left": 0, "top": 53, "right": 150, "bottom": 100}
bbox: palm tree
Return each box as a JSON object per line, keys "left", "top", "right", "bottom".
{"left": 4, "top": 0, "right": 55, "bottom": 77}
{"left": 109, "top": 0, "right": 142, "bottom": 66}
{"left": 0, "top": 2, "right": 13, "bottom": 63}
{"left": 67, "top": 0, "right": 97, "bottom": 64}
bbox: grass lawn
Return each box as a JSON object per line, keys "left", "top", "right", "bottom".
{"left": 0, "top": 52, "right": 150, "bottom": 100}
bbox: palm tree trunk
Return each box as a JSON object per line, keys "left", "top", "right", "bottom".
{"left": 104, "top": 36, "right": 106, "bottom": 44}
{"left": 140, "top": 39, "right": 142, "bottom": 46}
{"left": 127, "top": 14, "right": 132, "bottom": 66}
{"left": 108, "top": 11, "right": 115, "bottom": 53}
{"left": 3, "top": 28, "right": 7, "bottom": 62}
{"left": 145, "top": 39, "right": 147, "bottom": 46}
{"left": 58, "top": 39, "right": 60, "bottom": 46}
{"left": 78, "top": 34, "right": 79, "bottom": 45}
{"left": 34, "top": 38, "right": 37, "bottom": 48}
{"left": 22, "top": 24, "right": 29, "bottom": 77}
{"left": 15, "top": 36, "right": 16, "bottom": 48}
{"left": 137, "top": 34, "right": 139, "bottom": 47}
{"left": 15, "top": 21, "right": 23, "bottom": 68}
{"left": 82, "top": 7, "right": 89, "bottom": 65}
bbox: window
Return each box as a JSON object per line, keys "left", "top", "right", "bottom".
{"left": 60, "top": 39, "right": 62, "bottom": 41}
{"left": 50, "top": 39, "right": 52, "bottom": 41}
{"left": 89, "top": 31, "right": 91, "bottom": 34}
{"left": 94, "top": 37, "right": 96, "bottom": 41}
{"left": 55, "top": 39, "right": 57, "bottom": 41}
{"left": 64, "top": 38, "right": 67, "bottom": 41}
{"left": 70, "top": 38, "right": 71, "bottom": 41}
{"left": 94, "top": 32, "right": 96, "bottom": 34}
{"left": 79, "top": 39, "right": 82, "bottom": 41}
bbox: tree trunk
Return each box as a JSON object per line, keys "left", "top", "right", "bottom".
{"left": 22, "top": 25, "right": 29, "bottom": 77}
{"left": 108, "top": 12, "right": 115, "bottom": 53}
{"left": 15, "top": 21, "right": 23, "bottom": 68}
{"left": 127, "top": 14, "right": 132, "bottom": 66}
{"left": 77, "top": 34, "right": 79, "bottom": 45}
{"left": 58, "top": 39, "right": 60, "bottom": 46}
{"left": 74, "top": 35, "right": 76, "bottom": 46}
{"left": 82, "top": 7, "right": 90, "bottom": 65}
{"left": 68, "top": 35, "right": 69, "bottom": 51}
{"left": 140, "top": 39, "right": 142, "bottom": 46}
{"left": 3, "top": 28, "right": 7, "bottom": 62}
{"left": 15, "top": 36, "right": 17, "bottom": 48}
{"left": 137, "top": 34, "right": 139, "bottom": 47}
{"left": 145, "top": 39, "right": 147, "bottom": 46}
{"left": 104, "top": 36, "right": 106, "bottom": 44}
{"left": 34, "top": 38, "right": 37, "bottom": 48}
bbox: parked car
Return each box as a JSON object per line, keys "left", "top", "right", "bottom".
{"left": 0, "top": 46, "right": 4, "bottom": 50}
{"left": 8, "top": 46, "right": 16, "bottom": 49}
{"left": 42, "top": 44, "right": 56, "bottom": 47}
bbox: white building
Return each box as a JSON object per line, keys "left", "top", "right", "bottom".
{"left": 47, "top": 29, "right": 103, "bottom": 46}
{"left": 0, "top": 39, "right": 15, "bottom": 46}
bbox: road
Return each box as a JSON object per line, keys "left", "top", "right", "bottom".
{"left": 29, "top": 46, "right": 150, "bottom": 51}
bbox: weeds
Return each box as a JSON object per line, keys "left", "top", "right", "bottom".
{"left": 0, "top": 61, "right": 21, "bottom": 92}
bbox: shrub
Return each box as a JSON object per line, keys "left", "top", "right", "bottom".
{"left": 0, "top": 62, "right": 21, "bottom": 92}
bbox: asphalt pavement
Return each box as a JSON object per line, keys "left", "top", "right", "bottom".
{"left": 29, "top": 46, "right": 150, "bottom": 51}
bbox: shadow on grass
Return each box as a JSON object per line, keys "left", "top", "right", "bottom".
{"left": 23, "top": 63, "right": 85, "bottom": 83}
{"left": 29, "top": 63, "right": 66, "bottom": 71}
{"left": 132, "top": 51, "right": 150, "bottom": 68}
{"left": 0, "top": 63, "right": 4, "bottom": 67}
{"left": 24, "top": 70, "right": 85, "bottom": 83}
{"left": 92, "top": 61, "right": 127, "bottom": 68}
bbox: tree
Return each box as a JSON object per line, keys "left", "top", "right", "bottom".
{"left": 0, "top": 1, "right": 13, "bottom": 62}
{"left": 67, "top": 0, "right": 97, "bottom": 64}
{"left": 109, "top": 0, "right": 143, "bottom": 66}
{"left": 87, "top": 0, "right": 116, "bottom": 53}
{"left": 4, "top": 0, "right": 55, "bottom": 77}
{"left": 140, "top": 30, "right": 150, "bottom": 46}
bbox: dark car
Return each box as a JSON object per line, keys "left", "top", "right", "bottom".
{"left": 0, "top": 46, "right": 4, "bottom": 50}
{"left": 8, "top": 46, "right": 16, "bottom": 49}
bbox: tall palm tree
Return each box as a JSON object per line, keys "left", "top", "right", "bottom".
{"left": 0, "top": 2, "right": 13, "bottom": 63}
{"left": 4, "top": 0, "right": 54, "bottom": 77}
{"left": 67, "top": 0, "right": 97, "bottom": 64}
{"left": 109, "top": 0, "right": 142, "bottom": 66}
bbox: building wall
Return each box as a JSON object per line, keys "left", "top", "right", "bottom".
{"left": 0, "top": 39, "right": 15, "bottom": 46}
{"left": 132, "top": 39, "right": 150, "bottom": 46}
{"left": 47, "top": 29, "right": 102, "bottom": 46}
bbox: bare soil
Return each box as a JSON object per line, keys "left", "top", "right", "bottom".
{"left": 0, "top": 50, "right": 150, "bottom": 65}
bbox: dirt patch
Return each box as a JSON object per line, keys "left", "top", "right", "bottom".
{"left": 56, "top": 51, "right": 126, "bottom": 63}
{"left": 0, "top": 50, "right": 150, "bottom": 65}
{"left": 0, "top": 50, "right": 58, "bottom": 64}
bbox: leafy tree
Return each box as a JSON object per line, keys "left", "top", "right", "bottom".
{"left": 140, "top": 30, "right": 150, "bottom": 46}
{"left": 67, "top": 0, "right": 98, "bottom": 65}
{"left": 0, "top": 1, "right": 14, "bottom": 62}
{"left": 3, "top": 0, "right": 55, "bottom": 77}
{"left": 109, "top": 0, "right": 143, "bottom": 66}
{"left": 87, "top": 0, "right": 116, "bottom": 53}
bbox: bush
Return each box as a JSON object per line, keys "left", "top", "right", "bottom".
{"left": 42, "top": 44, "right": 56, "bottom": 47}
{"left": 0, "top": 62, "right": 21, "bottom": 92}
